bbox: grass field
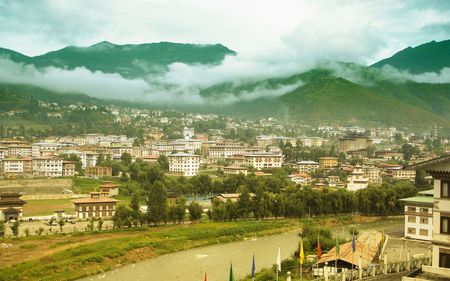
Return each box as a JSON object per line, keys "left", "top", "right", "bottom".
{"left": 72, "top": 177, "right": 120, "bottom": 194}
{"left": 23, "top": 199, "right": 74, "bottom": 216}
{"left": 0, "top": 220, "right": 299, "bottom": 281}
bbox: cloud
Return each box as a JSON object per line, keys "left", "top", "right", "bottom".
{"left": 0, "top": 57, "right": 305, "bottom": 106}
{"left": 320, "top": 61, "right": 450, "bottom": 85}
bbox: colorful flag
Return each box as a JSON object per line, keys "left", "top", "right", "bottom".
{"left": 299, "top": 239, "right": 305, "bottom": 265}
{"left": 229, "top": 264, "right": 235, "bottom": 281}
{"left": 276, "top": 247, "right": 281, "bottom": 272}
{"left": 336, "top": 237, "right": 340, "bottom": 256}
{"left": 251, "top": 254, "right": 256, "bottom": 279}
{"left": 351, "top": 231, "right": 356, "bottom": 252}
{"left": 317, "top": 235, "right": 322, "bottom": 259}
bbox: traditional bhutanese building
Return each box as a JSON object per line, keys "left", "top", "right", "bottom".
{"left": 72, "top": 192, "right": 118, "bottom": 219}
{"left": 398, "top": 189, "right": 434, "bottom": 241}
{"left": 99, "top": 181, "right": 119, "bottom": 196}
{"left": 0, "top": 192, "right": 26, "bottom": 221}
{"left": 406, "top": 155, "right": 450, "bottom": 269}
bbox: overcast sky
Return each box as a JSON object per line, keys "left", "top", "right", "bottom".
{"left": 0, "top": 1, "right": 450, "bottom": 104}
{"left": 1, "top": 0, "right": 450, "bottom": 64}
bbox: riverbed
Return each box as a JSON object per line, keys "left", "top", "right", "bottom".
{"left": 80, "top": 231, "right": 300, "bottom": 281}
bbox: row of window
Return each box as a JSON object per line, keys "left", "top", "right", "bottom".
{"left": 407, "top": 228, "right": 429, "bottom": 236}
{"left": 407, "top": 216, "right": 430, "bottom": 224}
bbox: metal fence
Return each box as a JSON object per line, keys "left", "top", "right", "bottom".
{"left": 287, "top": 257, "right": 431, "bottom": 281}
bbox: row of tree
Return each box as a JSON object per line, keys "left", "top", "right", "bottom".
{"left": 210, "top": 181, "right": 417, "bottom": 221}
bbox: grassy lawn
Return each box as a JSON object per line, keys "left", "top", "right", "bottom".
{"left": 23, "top": 199, "right": 74, "bottom": 216}
{"left": 0, "top": 220, "right": 299, "bottom": 281}
{"left": 72, "top": 177, "right": 120, "bottom": 194}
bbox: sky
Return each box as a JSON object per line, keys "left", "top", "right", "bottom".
{"left": 0, "top": 0, "right": 450, "bottom": 103}
{"left": 1, "top": 0, "right": 450, "bottom": 63}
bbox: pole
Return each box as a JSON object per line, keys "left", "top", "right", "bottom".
{"left": 351, "top": 251, "right": 354, "bottom": 281}
{"left": 276, "top": 268, "right": 278, "bottom": 281}
{"left": 300, "top": 264, "right": 303, "bottom": 281}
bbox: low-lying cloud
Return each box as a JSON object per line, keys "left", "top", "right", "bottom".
{"left": 0, "top": 57, "right": 306, "bottom": 106}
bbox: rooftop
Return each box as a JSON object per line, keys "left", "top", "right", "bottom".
{"left": 398, "top": 196, "right": 433, "bottom": 205}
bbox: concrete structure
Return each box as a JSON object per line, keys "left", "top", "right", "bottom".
{"left": 223, "top": 166, "right": 248, "bottom": 176}
{"left": 32, "top": 157, "right": 63, "bottom": 177}
{"left": 85, "top": 166, "right": 113, "bottom": 177}
{"left": 245, "top": 152, "right": 282, "bottom": 170}
{"left": 0, "top": 192, "right": 26, "bottom": 221}
{"left": 407, "top": 155, "right": 450, "bottom": 269}
{"left": 183, "top": 127, "right": 195, "bottom": 140}
{"left": 388, "top": 167, "right": 417, "bottom": 181}
{"left": 293, "top": 161, "right": 319, "bottom": 173}
{"left": 208, "top": 144, "right": 246, "bottom": 159}
{"left": 347, "top": 165, "right": 369, "bottom": 192}
{"left": 339, "top": 135, "right": 372, "bottom": 153}
{"left": 1, "top": 157, "right": 32, "bottom": 177}
{"left": 168, "top": 152, "right": 200, "bottom": 176}
{"left": 72, "top": 192, "right": 118, "bottom": 219}
{"left": 399, "top": 191, "right": 434, "bottom": 241}
{"left": 62, "top": 161, "right": 76, "bottom": 177}
{"left": 318, "top": 157, "right": 339, "bottom": 169}
{"left": 99, "top": 182, "right": 119, "bottom": 196}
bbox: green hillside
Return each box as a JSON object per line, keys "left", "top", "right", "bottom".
{"left": 372, "top": 39, "right": 450, "bottom": 73}
{"left": 0, "top": 41, "right": 236, "bottom": 79}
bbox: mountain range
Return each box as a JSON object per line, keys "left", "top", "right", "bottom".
{"left": 0, "top": 39, "right": 449, "bottom": 128}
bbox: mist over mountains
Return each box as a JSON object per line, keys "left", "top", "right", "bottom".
{"left": 0, "top": 39, "right": 449, "bottom": 126}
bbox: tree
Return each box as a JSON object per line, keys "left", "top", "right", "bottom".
{"left": 146, "top": 181, "right": 168, "bottom": 226}
{"left": 98, "top": 218, "right": 104, "bottom": 231}
{"left": 11, "top": 221, "right": 20, "bottom": 237}
{"left": 415, "top": 169, "right": 429, "bottom": 189}
{"left": 87, "top": 218, "right": 95, "bottom": 232}
{"left": 113, "top": 205, "right": 133, "bottom": 228}
{"left": 188, "top": 201, "right": 203, "bottom": 221}
{"left": 97, "top": 153, "right": 105, "bottom": 166}
{"left": 36, "top": 227, "right": 44, "bottom": 236}
{"left": 174, "top": 197, "right": 186, "bottom": 223}
{"left": 58, "top": 218, "right": 65, "bottom": 232}
{"left": 0, "top": 221, "right": 4, "bottom": 238}
{"left": 238, "top": 186, "right": 251, "bottom": 219}
{"left": 121, "top": 152, "right": 132, "bottom": 167}
{"left": 24, "top": 228, "right": 30, "bottom": 237}
{"left": 129, "top": 191, "right": 141, "bottom": 227}
{"left": 158, "top": 155, "right": 169, "bottom": 171}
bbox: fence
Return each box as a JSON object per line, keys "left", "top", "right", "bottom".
{"left": 287, "top": 256, "right": 430, "bottom": 281}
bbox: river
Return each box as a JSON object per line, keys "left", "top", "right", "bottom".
{"left": 80, "top": 231, "right": 300, "bottom": 281}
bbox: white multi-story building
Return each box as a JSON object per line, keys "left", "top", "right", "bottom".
{"left": 399, "top": 190, "right": 434, "bottom": 241}
{"left": 2, "top": 158, "right": 26, "bottom": 175}
{"left": 183, "top": 127, "right": 195, "bottom": 140}
{"left": 388, "top": 167, "right": 416, "bottom": 181}
{"left": 347, "top": 166, "right": 369, "bottom": 192}
{"left": 168, "top": 153, "right": 200, "bottom": 176}
{"left": 245, "top": 152, "right": 283, "bottom": 170}
{"left": 33, "top": 157, "right": 64, "bottom": 177}
{"left": 32, "top": 142, "right": 63, "bottom": 157}
{"left": 407, "top": 155, "right": 450, "bottom": 269}
{"left": 294, "top": 161, "right": 319, "bottom": 173}
{"left": 363, "top": 165, "right": 382, "bottom": 184}
{"left": 208, "top": 144, "right": 246, "bottom": 159}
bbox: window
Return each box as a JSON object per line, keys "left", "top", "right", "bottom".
{"left": 442, "top": 181, "right": 450, "bottom": 198}
{"left": 408, "top": 216, "right": 416, "bottom": 223}
{"left": 441, "top": 216, "right": 450, "bottom": 234}
{"left": 420, "top": 208, "right": 428, "bottom": 214}
{"left": 420, "top": 217, "right": 429, "bottom": 224}
{"left": 407, "top": 228, "right": 416, "bottom": 235}
{"left": 419, "top": 229, "right": 428, "bottom": 236}
{"left": 439, "top": 252, "right": 450, "bottom": 268}
{"left": 407, "top": 207, "right": 416, "bottom": 212}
